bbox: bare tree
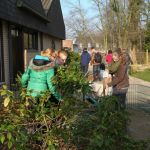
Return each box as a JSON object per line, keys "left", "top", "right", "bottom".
{"left": 64, "top": 0, "right": 148, "bottom": 55}
{"left": 64, "top": 0, "right": 96, "bottom": 47}
{"left": 91, "top": 0, "right": 110, "bottom": 50}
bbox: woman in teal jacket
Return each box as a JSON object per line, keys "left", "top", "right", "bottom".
{"left": 21, "top": 49, "right": 67, "bottom": 102}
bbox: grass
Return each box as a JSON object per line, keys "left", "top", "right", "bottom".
{"left": 131, "top": 69, "right": 150, "bottom": 82}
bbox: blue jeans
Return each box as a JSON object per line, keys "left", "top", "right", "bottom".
{"left": 81, "top": 65, "right": 89, "bottom": 74}
{"left": 113, "top": 87, "right": 128, "bottom": 109}
{"left": 93, "top": 65, "right": 100, "bottom": 80}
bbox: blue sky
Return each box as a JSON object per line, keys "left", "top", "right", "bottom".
{"left": 60, "top": 0, "right": 93, "bottom": 18}
{"left": 60, "top": 0, "right": 100, "bottom": 39}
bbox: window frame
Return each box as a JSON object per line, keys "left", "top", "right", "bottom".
{"left": 23, "top": 32, "right": 38, "bottom": 50}
{"left": 51, "top": 39, "right": 55, "bottom": 50}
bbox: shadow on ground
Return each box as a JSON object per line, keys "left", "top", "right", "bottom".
{"left": 128, "top": 109, "right": 150, "bottom": 140}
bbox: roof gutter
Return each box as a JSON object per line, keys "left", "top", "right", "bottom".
{"left": 17, "top": 0, "right": 50, "bottom": 23}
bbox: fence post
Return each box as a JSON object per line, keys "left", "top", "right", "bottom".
{"left": 146, "top": 49, "right": 149, "bottom": 65}
{"left": 24, "top": 49, "right": 27, "bottom": 71}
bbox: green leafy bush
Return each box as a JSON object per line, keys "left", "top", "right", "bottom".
{"left": 0, "top": 51, "right": 90, "bottom": 149}
{"left": 0, "top": 84, "right": 86, "bottom": 149}
{"left": 52, "top": 51, "right": 91, "bottom": 97}
{"left": 72, "top": 96, "right": 149, "bottom": 150}
{"left": 0, "top": 52, "right": 148, "bottom": 150}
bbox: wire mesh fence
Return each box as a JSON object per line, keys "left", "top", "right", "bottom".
{"left": 127, "top": 84, "right": 150, "bottom": 111}
{"left": 135, "top": 52, "right": 150, "bottom": 64}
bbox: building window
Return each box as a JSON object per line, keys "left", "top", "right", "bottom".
{"left": 24, "top": 33, "right": 28, "bottom": 48}
{"left": 51, "top": 39, "right": 55, "bottom": 49}
{"left": 0, "top": 22, "right": 4, "bottom": 82}
{"left": 23, "top": 32, "right": 38, "bottom": 49}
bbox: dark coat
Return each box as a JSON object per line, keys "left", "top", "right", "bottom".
{"left": 81, "top": 51, "right": 91, "bottom": 66}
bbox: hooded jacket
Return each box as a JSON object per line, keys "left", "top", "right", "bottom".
{"left": 21, "top": 55, "right": 61, "bottom": 101}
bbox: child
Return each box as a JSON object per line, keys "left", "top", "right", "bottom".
{"left": 100, "top": 63, "right": 112, "bottom": 96}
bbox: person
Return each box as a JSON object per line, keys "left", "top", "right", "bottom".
{"left": 21, "top": 49, "right": 68, "bottom": 103}
{"left": 100, "top": 63, "right": 112, "bottom": 96}
{"left": 40, "top": 48, "right": 55, "bottom": 61}
{"left": 89, "top": 46, "right": 96, "bottom": 56}
{"left": 122, "top": 49, "right": 133, "bottom": 75}
{"left": 91, "top": 49, "right": 102, "bottom": 81}
{"left": 55, "top": 49, "right": 68, "bottom": 65}
{"left": 106, "top": 50, "right": 112, "bottom": 65}
{"left": 81, "top": 48, "right": 91, "bottom": 74}
{"left": 43, "top": 48, "right": 67, "bottom": 65}
{"left": 108, "top": 48, "right": 121, "bottom": 75}
{"left": 107, "top": 48, "right": 129, "bottom": 109}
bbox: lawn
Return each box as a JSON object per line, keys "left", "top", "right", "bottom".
{"left": 131, "top": 69, "right": 150, "bottom": 82}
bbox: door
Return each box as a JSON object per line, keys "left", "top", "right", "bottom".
{"left": 9, "top": 25, "right": 24, "bottom": 84}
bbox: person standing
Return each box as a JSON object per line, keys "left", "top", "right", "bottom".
{"left": 106, "top": 50, "right": 112, "bottom": 65}
{"left": 108, "top": 48, "right": 129, "bottom": 109}
{"left": 122, "top": 49, "right": 133, "bottom": 75}
{"left": 81, "top": 48, "right": 91, "bottom": 74}
{"left": 89, "top": 46, "right": 96, "bottom": 56}
{"left": 21, "top": 49, "right": 68, "bottom": 103}
{"left": 91, "top": 49, "right": 102, "bottom": 81}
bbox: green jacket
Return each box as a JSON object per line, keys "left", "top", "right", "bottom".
{"left": 21, "top": 57, "right": 61, "bottom": 101}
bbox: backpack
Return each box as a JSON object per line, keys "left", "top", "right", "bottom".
{"left": 94, "top": 52, "right": 102, "bottom": 63}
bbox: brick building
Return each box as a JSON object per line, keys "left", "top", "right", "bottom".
{"left": 62, "top": 39, "right": 73, "bottom": 51}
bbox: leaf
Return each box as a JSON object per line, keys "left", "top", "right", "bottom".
{"left": 48, "top": 144, "right": 55, "bottom": 150}
{"left": 25, "top": 100, "right": 29, "bottom": 106}
{"left": 4, "top": 97, "right": 10, "bottom": 107}
{"left": 2, "top": 85, "right": 7, "bottom": 90}
{"left": 8, "top": 141, "right": 12, "bottom": 149}
{"left": 7, "top": 132, "right": 12, "bottom": 140}
{"left": 0, "top": 134, "right": 5, "bottom": 144}
{"left": 1, "top": 91, "right": 6, "bottom": 96}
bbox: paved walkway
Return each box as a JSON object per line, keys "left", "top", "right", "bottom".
{"left": 129, "top": 76, "right": 150, "bottom": 87}
{"left": 128, "top": 76, "right": 150, "bottom": 140}
{"left": 128, "top": 109, "right": 150, "bottom": 140}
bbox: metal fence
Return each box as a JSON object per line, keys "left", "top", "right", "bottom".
{"left": 136, "top": 52, "right": 150, "bottom": 64}
{"left": 127, "top": 84, "right": 150, "bottom": 111}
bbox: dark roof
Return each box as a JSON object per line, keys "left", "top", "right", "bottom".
{"left": 0, "top": 0, "right": 65, "bottom": 39}
{"left": 22, "top": 0, "right": 46, "bottom": 17}
{"left": 47, "top": 0, "right": 65, "bottom": 39}
{"left": 41, "top": 0, "right": 53, "bottom": 14}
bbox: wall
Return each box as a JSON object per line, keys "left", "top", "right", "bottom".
{"left": 43, "top": 33, "right": 62, "bottom": 50}
{"left": 43, "top": 33, "right": 52, "bottom": 50}
{"left": 2, "top": 21, "right": 10, "bottom": 86}
{"left": 38, "top": 32, "right": 42, "bottom": 50}
{"left": 55, "top": 39, "right": 62, "bottom": 50}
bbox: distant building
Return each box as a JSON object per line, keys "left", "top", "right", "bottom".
{"left": 0, "top": 0, "right": 65, "bottom": 86}
{"left": 62, "top": 39, "right": 73, "bottom": 51}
